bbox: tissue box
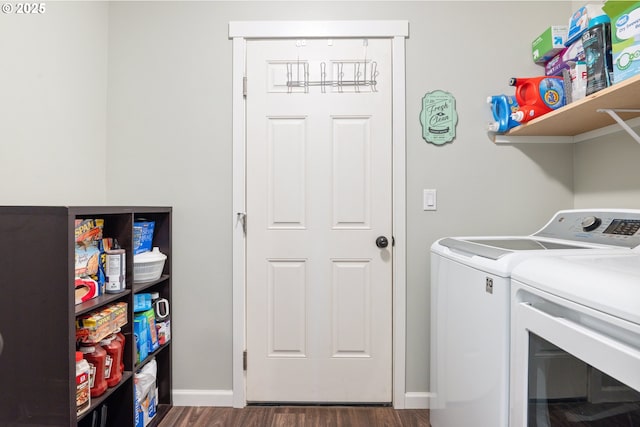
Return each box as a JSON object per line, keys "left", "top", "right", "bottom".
{"left": 603, "top": 0, "right": 640, "bottom": 84}
{"left": 533, "top": 25, "right": 568, "bottom": 63}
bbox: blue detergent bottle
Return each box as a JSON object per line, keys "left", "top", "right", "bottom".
{"left": 487, "top": 95, "right": 521, "bottom": 133}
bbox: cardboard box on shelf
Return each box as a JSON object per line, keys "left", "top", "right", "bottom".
{"left": 75, "top": 218, "right": 105, "bottom": 296}
{"left": 566, "top": 4, "right": 607, "bottom": 46}
{"left": 533, "top": 25, "right": 568, "bottom": 63}
{"left": 76, "top": 302, "right": 128, "bottom": 343}
{"left": 133, "top": 221, "right": 155, "bottom": 255}
{"left": 603, "top": 0, "right": 640, "bottom": 84}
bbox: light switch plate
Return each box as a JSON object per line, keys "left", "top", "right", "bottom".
{"left": 423, "top": 189, "right": 437, "bottom": 211}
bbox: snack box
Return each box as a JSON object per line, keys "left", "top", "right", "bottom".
{"left": 532, "top": 25, "right": 568, "bottom": 63}
{"left": 75, "top": 218, "right": 105, "bottom": 294}
{"left": 75, "top": 218, "right": 104, "bottom": 243}
{"left": 76, "top": 310, "right": 111, "bottom": 344}
{"left": 603, "top": 0, "right": 640, "bottom": 83}
{"left": 103, "top": 301, "right": 128, "bottom": 328}
{"left": 74, "top": 219, "right": 103, "bottom": 277}
{"left": 76, "top": 302, "right": 128, "bottom": 343}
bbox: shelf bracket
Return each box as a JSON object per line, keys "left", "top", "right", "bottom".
{"left": 489, "top": 131, "right": 574, "bottom": 144}
{"left": 597, "top": 109, "right": 640, "bottom": 145}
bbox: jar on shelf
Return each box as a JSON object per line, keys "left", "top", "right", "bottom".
{"left": 100, "top": 334, "right": 123, "bottom": 388}
{"left": 76, "top": 351, "right": 91, "bottom": 416}
{"left": 113, "top": 327, "right": 126, "bottom": 373}
{"left": 79, "top": 345, "right": 108, "bottom": 397}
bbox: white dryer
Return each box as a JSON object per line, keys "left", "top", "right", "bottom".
{"left": 430, "top": 209, "right": 640, "bottom": 427}
{"left": 510, "top": 252, "right": 640, "bottom": 426}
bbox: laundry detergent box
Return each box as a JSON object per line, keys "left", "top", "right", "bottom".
{"left": 603, "top": 0, "right": 640, "bottom": 83}
{"left": 545, "top": 48, "right": 569, "bottom": 75}
{"left": 532, "top": 25, "right": 568, "bottom": 63}
{"left": 546, "top": 38, "right": 587, "bottom": 76}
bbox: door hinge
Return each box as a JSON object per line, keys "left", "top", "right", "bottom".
{"left": 237, "top": 212, "right": 247, "bottom": 235}
{"left": 243, "top": 350, "right": 247, "bottom": 371}
{"left": 243, "top": 76, "right": 247, "bottom": 98}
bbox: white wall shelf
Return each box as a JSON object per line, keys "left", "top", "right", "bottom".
{"left": 490, "top": 74, "right": 640, "bottom": 145}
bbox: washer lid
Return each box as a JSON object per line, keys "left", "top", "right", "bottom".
{"left": 439, "top": 237, "right": 595, "bottom": 260}
{"left": 512, "top": 254, "right": 640, "bottom": 325}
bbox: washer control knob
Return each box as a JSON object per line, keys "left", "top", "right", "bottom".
{"left": 581, "top": 216, "right": 602, "bottom": 232}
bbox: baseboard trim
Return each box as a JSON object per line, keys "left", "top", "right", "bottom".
{"left": 172, "top": 389, "right": 234, "bottom": 407}
{"left": 171, "top": 389, "right": 431, "bottom": 409}
{"left": 403, "top": 392, "right": 431, "bottom": 409}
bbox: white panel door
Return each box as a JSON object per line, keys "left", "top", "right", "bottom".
{"left": 246, "top": 38, "right": 393, "bottom": 403}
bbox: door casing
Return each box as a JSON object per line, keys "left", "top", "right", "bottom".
{"left": 229, "top": 20, "right": 408, "bottom": 408}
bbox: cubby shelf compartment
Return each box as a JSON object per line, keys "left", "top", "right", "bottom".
{"left": 0, "top": 206, "right": 172, "bottom": 427}
{"left": 489, "top": 73, "right": 640, "bottom": 145}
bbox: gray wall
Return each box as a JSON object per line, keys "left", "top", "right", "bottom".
{"left": 105, "top": 1, "right": 574, "bottom": 396}
{"left": 574, "top": 130, "right": 640, "bottom": 209}
{"left": 0, "top": 1, "right": 108, "bottom": 204}
{"left": 12, "top": 0, "right": 638, "bottom": 401}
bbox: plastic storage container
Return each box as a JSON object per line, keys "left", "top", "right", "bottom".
{"left": 114, "top": 328, "right": 126, "bottom": 373}
{"left": 76, "top": 351, "right": 91, "bottom": 416}
{"left": 582, "top": 15, "right": 613, "bottom": 95}
{"left": 100, "top": 334, "right": 123, "bottom": 388}
{"left": 509, "top": 76, "right": 565, "bottom": 123}
{"left": 79, "top": 345, "right": 108, "bottom": 398}
{"left": 133, "top": 247, "right": 167, "bottom": 283}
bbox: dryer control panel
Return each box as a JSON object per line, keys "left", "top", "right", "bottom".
{"left": 534, "top": 209, "right": 640, "bottom": 248}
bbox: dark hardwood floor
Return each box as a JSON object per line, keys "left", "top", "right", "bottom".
{"left": 158, "top": 405, "right": 430, "bottom": 427}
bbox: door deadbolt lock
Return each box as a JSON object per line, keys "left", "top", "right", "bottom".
{"left": 486, "top": 277, "right": 494, "bottom": 294}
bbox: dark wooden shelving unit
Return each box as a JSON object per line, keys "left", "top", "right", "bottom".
{"left": 0, "top": 206, "right": 172, "bottom": 427}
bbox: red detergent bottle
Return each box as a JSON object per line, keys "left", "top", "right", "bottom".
{"left": 509, "top": 76, "right": 566, "bottom": 123}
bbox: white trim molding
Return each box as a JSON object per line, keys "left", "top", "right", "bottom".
{"left": 404, "top": 392, "right": 433, "bottom": 410}
{"left": 173, "top": 389, "right": 234, "bottom": 407}
{"left": 230, "top": 20, "right": 408, "bottom": 409}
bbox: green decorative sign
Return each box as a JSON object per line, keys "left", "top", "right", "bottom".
{"left": 420, "top": 90, "right": 458, "bottom": 145}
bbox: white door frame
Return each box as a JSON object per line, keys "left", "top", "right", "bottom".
{"left": 230, "top": 20, "right": 408, "bottom": 409}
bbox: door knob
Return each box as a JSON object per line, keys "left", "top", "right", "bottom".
{"left": 376, "top": 236, "right": 389, "bottom": 248}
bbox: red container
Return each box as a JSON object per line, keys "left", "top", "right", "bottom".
{"left": 100, "top": 334, "right": 123, "bottom": 387}
{"left": 509, "top": 76, "right": 565, "bottom": 123}
{"left": 113, "top": 328, "right": 126, "bottom": 373}
{"left": 80, "top": 345, "right": 108, "bottom": 397}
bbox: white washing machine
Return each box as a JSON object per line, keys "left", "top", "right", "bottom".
{"left": 429, "top": 209, "right": 640, "bottom": 427}
{"left": 510, "top": 252, "right": 640, "bottom": 426}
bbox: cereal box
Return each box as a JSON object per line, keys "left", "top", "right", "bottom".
{"left": 75, "top": 219, "right": 104, "bottom": 296}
